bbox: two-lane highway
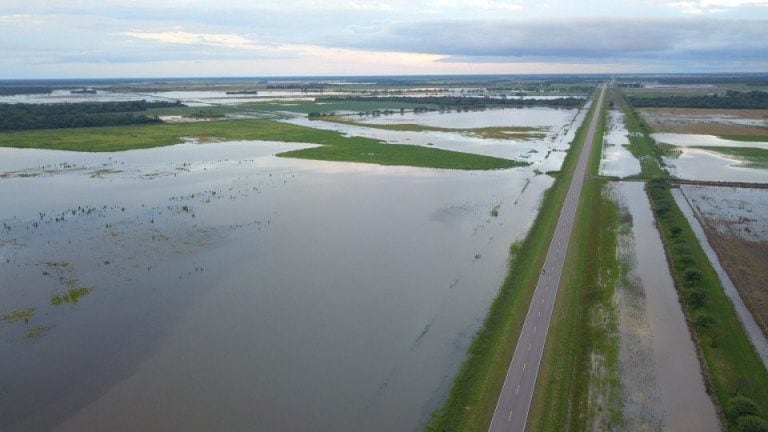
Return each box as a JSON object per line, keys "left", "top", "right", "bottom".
{"left": 489, "top": 85, "right": 606, "bottom": 432}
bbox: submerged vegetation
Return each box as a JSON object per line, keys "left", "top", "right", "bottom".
{"left": 317, "top": 95, "right": 585, "bottom": 108}
{"left": 695, "top": 146, "right": 768, "bottom": 168}
{"left": 0, "top": 118, "right": 524, "bottom": 170}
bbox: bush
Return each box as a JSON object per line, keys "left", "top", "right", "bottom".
{"left": 728, "top": 396, "right": 760, "bottom": 421}
{"left": 737, "top": 416, "right": 768, "bottom": 432}
{"left": 684, "top": 268, "right": 703, "bottom": 285}
{"left": 688, "top": 287, "right": 708, "bottom": 308}
{"left": 695, "top": 314, "right": 716, "bottom": 330}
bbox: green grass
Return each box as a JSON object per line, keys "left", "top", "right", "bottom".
{"left": 527, "top": 96, "right": 624, "bottom": 431}
{"left": 647, "top": 180, "right": 768, "bottom": 431}
{"left": 692, "top": 146, "right": 768, "bottom": 168}
{"left": 426, "top": 89, "right": 601, "bottom": 432}
{"left": 51, "top": 287, "right": 92, "bottom": 306}
{"left": 0, "top": 119, "right": 524, "bottom": 170}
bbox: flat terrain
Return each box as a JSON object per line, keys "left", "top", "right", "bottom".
{"left": 638, "top": 107, "right": 768, "bottom": 137}
{"left": 489, "top": 86, "right": 605, "bottom": 432}
{"left": 0, "top": 119, "right": 523, "bottom": 170}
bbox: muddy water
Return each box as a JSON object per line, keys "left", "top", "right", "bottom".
{"left": 600, "top": 110, "right": 640, "bottom": 178}
{"left": 613, "top": 182, "right": 719, "bottom": 431}
{"left": 664, "top": 148, "right": 768, "bottom": 183}
{"left": 674, "top": 187, "right": 768, "bottom": 366}
{"left": 0, "top": 141, "right": 549, "bottom": 431}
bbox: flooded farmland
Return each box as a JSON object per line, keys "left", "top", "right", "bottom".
{"left": 0, "top": 138, "right": 553, "bottom": 431}
{"left": 611, "top": 182, "right": 719, "bottom": 431}
{"left": 600, "top": 110, "right": 640, "bottom": 178}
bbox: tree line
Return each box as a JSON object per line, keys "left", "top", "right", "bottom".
{"left": 0, "top": 100, "right": 185, "bottom": 131}
{"left": 628, "top": 90, "right": 768, "bottom": 109}
{"left": 315, "top": 95, "right": 585, "bottom": 108}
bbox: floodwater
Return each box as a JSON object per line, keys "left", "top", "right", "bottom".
{"left": 286, "top": 105, "right": 590, "bottom": 172}
{"left": 674, "top": 187, "right": 768, "bottom": 366}
{"left": 599, "top": 110, "right": 641, "bottom": 178}
{"left": 612, "top": 182, "right": 720, "bottom": 431}
{"left": 663, "top": 148, "right": 768, "bottom": 183}
{"left": 652, "top": 133, "right": 768, "bottom": 149}
{"left": 0, "top": 141, "right": 551, "bottom": 431}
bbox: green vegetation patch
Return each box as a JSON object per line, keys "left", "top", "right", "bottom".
{"left": 717, "top": 135, "right": 768, "bottom": 143}
{"left": 1, "top": 308, "right": 35, "bottom": 324}
{"left": 26, "top": 325, "right": 53, "bottom": 339}
{"left": 647, "top": 179, "right": 768, "bottom": 430}
{"left": 693, "top": 146, "right": 768, "bottom": 168}
{"left": 427, "top": 91, "right": 600, "bottom": 431}
{"left": 0, "top": 119, "right": 523, "bottom": 170}
{"left": 51, "top": 287, "right": 92, "bottom": 306}
{"left": 628, "top": 90, "right": 768, "bottom": 109}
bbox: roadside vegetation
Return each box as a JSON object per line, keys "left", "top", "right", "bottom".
{"left": 427, "top": 91, "right": 600, "bottom": 431}
{"left": 615, "top": 84, "right": 768, "bottom": 431}
{"left": 527, "top": 99, "right": 627, "bottom": 430}
{"left": 613, "top": 88, "right": 668, "bottom": 178}
{"left": 647, "top": 179, "right": 768, "bottom": 431}
{"left": 0, "top": 118, "right": 523, "bottom": 170}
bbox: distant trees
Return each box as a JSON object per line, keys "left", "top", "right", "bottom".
{"left": 628, "top": 90, "right": 768, "bottom": 109}
{"left": 0, "top": 100, "right": 185, "bottom": 131}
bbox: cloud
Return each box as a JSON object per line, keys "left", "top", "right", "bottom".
{"left": 120, "top": 31, "right": 264, "bottom": 50}
{"left": 670, "top": 0, "right": 768, "bottom": 13}
{"left": 323, "top": 17, "right": 768, "bottom": 64}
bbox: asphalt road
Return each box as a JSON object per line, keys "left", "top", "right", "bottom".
{"left": 488, "top": 85, "right": 606, "bottom": 432}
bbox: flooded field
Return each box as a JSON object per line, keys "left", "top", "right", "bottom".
{"left": 652, "top": 133, "right": 768, "bottom": 149}
{"left": 599, "top": 110, "right": 640, "bottom": 177}
{"left": 639, "top": 108, "right": 768, "bottom": 137}
{"left": 287, "top": 105, "right": 589, "bottom": 172}
{"left": 0, "top": 140, "right": 550, "bottom": 431}
{"left": 662, "top": 148, "right": 768, "bottom": 183}
{"left": 611, "top": 182, "right": 719, "bottom": 431}
{"left": 676, "top": 186, "right": 768, "bottom": 362}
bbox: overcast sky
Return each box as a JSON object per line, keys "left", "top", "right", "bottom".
{"left": 1, "top": 0, "right": 767, "bottom": 78}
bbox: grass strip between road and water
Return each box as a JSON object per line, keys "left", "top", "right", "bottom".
{"left": 526, "top": 100, "right": 626, "bottom": 430}
{"left": 426, "top": 93, "right": 598, "bottom": 431}
{"left": 647, "top": 180, "right": 768, "bottom": 431}
{"left": 0, "top": 118, "right": 524, "bottom": 171}
{"left": 613, "top": 88, "right": 668, "bottom": 179}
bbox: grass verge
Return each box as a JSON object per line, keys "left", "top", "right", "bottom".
{"left": 426, "top": 91, "right": 599, "bottom": 432}
{"left": 717, "top": 135, "right": 768, "bottom": 143}
{"left": 647, "top": 180, "right": 768, "bottom": 431}
{"left": 0, "top": 119, "right": 524, "bottom": 170}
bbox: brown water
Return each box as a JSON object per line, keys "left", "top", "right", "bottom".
{"left": 0, "top": 141, "right": 551, "bottom": 431}
{"left": 613, "top": 182, "right": 720, "bottom": 431}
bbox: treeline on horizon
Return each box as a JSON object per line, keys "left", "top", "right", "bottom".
{"left": 629, "top": 90, "right": 768, "bottom": 109}
{"left": 0, "top": 100, "right": 185, "bottom": 132}
{"left": 315, "top": 95, "right": 585, "bottom": 108}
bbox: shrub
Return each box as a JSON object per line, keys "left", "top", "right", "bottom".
{"left": 737, "top": 416, "right": 768, "bottom": 432}
{"left": 728, "top": 396, "right": 760, "bottom": 421}
{"left": 684, "top": 268, "right": 703, "bottom": 285}
{"left": 688, "top": 287, "right": 708, "bottom": 308}
{"left": 695, "top": 314, "right": 716, "bottom": 330}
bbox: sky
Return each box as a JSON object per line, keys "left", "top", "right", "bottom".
{"left": 1, "top": 0, "right": 767, "bottom": 78}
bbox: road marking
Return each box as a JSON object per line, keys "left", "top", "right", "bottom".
{"left": 528, "top": 343, "right": 532, "bottom": 352}
{"left": 516, "top": 384, "right": 520, "bottom": 394}
{"left": 523, "top": 362, "right": 527, "bottom": 371}
{"left": 533, "top": 326, "right": 537, "bottom": 335}
{"left": 537, "top": 311, "right": 541, "bottom": 317}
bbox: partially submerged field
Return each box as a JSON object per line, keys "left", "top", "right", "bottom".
{"left": 0, "top": 119, "right": 524, "bottom": 170}
{"left": 639, "top": 107, "right": 768, "bottom": 137}
{"left": 680, "top": 186, "right": 768, "bottom": 337}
